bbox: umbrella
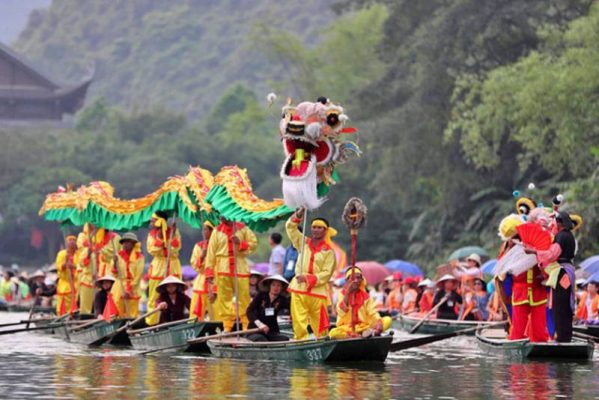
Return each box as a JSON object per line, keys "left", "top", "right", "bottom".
{"left": 447, "top": 246, "right": 489, "bottom": 261}
{"left": 384, "top": 259, "right": 423, "bottom": 277}
{"left": 355, "top": 261, "right": 390, "bottom": 285}
{"left": 181, "top": 265, "right": 197, "bottom": 281}
{"left": 581, "top": 255, "right": 599, "bottom": 275}
{"left": 481, "top": 259, "right": 497, "bottom": 276}
{"left": 585, "top": 272, "right": 599, "bottom": 285}
{"left": 252, "top": 262, "right": 269, "bottom": 275}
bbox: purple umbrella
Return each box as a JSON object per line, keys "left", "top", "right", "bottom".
{"left": 252, "top": 262, "right": 269, "bottom": 275}
{"left": 181, "top": 265, "right": 197, "bottom": 281}
{"left": 581, "top": 255, "right": 599, "bottom": 275}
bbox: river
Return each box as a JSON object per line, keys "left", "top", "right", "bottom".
{"left": 0, "top": 312, "right": 597, "bottom": 399}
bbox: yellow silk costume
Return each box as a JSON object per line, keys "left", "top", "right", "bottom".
{"left": 112, "top": 247, "right": 145, "bottom": 318}
{"left": 189, "top": 240, "right": 213, "bottom": 320}
{"left": 286, "top": 216, "right": 336, "bottom": 340}
{"left": 205, "top": 222, "right": 257, "bottom": 331}
{"left": 55, "top": 249, "right": 79, "bottom": 316}
{"left": 329, "top": 295, "right": 392, "bottom": 339}
{"left": 76, "top": 232, "right": 95, "bottom": 314}
{"left": 145, "top": 226, "right": 182, "bottom": 325}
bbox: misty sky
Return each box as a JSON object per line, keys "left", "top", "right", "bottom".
{"left": 0, "top": 0, "right": 51, "bottom": 44}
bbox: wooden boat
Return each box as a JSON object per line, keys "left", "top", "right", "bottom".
{"left": 129, "top": 319, "right": 223, "bottom": 353}
{"left": 68, "top": 318, "right": 131, "bottom": 346}
{"left": 207, "top": 337, "right": 337, "bottom": 362}
{"left": 573, "top": 324, "right": 599, "bottom": 339}
{"left": 326, "top": 335, "right": 393, "bottom": 362}
{"left": 207, "top": 335, "right": 393, "bottom": 363}
{"left": 476, "top": 328, "right": 594, "bottom": 360}
{"left": 5, "top": 304, "right": 55, "bottom": 314}
{"left": 396, "top": 314, "right": 494, "bottom": 335}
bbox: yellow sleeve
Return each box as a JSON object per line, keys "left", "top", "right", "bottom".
{"left": 146, "top": 232, "right": 165, "bottom": 258}
{"left": 205, "top": 233, "right": 218, "bottom": 271}
{"left": 237, "top": 227, "right": 257, "bottom": 256}
{"left": 312, "top": 250, "right": 336, "bottom": 286}
{"left": 285, "top": 217, "right": 304, "bottom": 250}
{"left": 190, "top": 244, "right": 203, "bottom": 272}
{"left": 365, "top": 297, "right": 381, "bottom": 325}
{"left": 55, "top": 250, "right": 66, "bottom": 273}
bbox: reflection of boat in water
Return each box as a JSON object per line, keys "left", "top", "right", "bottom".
{"left": 207, "top": 335, "right": 392, "bottom": 362}
{"left": 128, "top": 319, "right": 223, "bottom": 353}
{"left": 476, "top": 328, "right": 594, "bottom": 360}
{"left": 395, "top": 314, "right": 494, "bottom": 335}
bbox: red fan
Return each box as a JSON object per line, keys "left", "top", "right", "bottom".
{"left": 516, "top": 222, "right": 553, "bottom": 251}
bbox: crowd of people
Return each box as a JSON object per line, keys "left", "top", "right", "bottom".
{"left": 2, "top": 198, "right": 597, "bottom": 344}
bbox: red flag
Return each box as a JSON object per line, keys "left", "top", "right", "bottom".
{"left": 103, "top": 293, "right": 119, "bottom": 320}
{"left": 30, "top": 228, "right": 43, "bottom": 249}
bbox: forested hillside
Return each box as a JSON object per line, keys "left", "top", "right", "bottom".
{"left": 1, "top": 0, "right": 597, "bottom": 270}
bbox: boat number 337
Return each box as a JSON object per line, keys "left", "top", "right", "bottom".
{"left": 305, "top": 348, "right": 323, "bottom": 361}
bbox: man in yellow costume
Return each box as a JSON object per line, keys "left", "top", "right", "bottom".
{"left": 286, "top": 208, "right": 336, "bottom": 340}
{"left": 76, "top": 227, "right": 95, "bottom": 314}
{"left": 329, "top": 266, "right": 392, "bottom": 339}
{"left": 146, "top": 211, "right": 182, "bottom": 325}
{"left": 205, "top": 217, "right": 257, "bottom": 331}
{"left": 112, "top": 232, "right": 145, "bottom": 318}
{"left": 55, "top": 235, "right": 79, "bottom": 316}
{"left": 190, "top": 221, "right": 215, "bottom": 321}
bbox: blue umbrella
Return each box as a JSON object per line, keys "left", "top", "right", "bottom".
{"left": 384, "top": 260, "right": 423, "bottom": 277}
{"left": 447, "top": 246, "right": 489, "bottom": 261}
{"left": 481, "top": 259, "right": 497, "bottom": 276}
{"left": 581, "top": 255, "right": 599, "bottom": 275}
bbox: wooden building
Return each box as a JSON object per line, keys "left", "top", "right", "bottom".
{"left": 0, "top": 41, "right": 92, "bottom": 121}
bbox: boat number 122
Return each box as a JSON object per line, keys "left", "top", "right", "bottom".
{"left": 181, "top": 329, "right": 195, "bottom": 340}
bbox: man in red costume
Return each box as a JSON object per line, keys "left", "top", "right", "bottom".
{"left": 509, "top": 265, "right": 549, "bottom": 342}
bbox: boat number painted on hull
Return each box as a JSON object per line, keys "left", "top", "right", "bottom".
{"left": 305, "top": 348, "right": 323, "bottom": 361}
{"left": 181, "top": 329, "right": 195, "bottom": 340}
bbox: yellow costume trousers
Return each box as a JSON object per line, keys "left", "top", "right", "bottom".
{"left": 329, "top": 316, "right": 392, "bottom": 339}
{"left": 146, "top": 279, "right": 161, "bottom": 325}
{"left": 214, "top": 275, "right": 249, "bottom": 331}
{"left": 56, "top": 293, "right": 76, "bottom": 316}
{"left": 290, "top": 293, "right": 329, "bottom": 340}
{"left": 78, "top": 285, "right": 94, "bottom": 314}
{"left": 190, "top": 292, "right": 213, "bottom": 321}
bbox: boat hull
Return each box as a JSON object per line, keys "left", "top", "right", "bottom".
{"left": 326, "top": 335, "right": 393, "bottom": 362}
{"left": 573, "top": 324, "right": 599, "bottom": 339}
{"left": 476, "top": 328, "right": 594, "bottom": 360}
{"left": 69, "top": 319, "right": 129, "bottom": 346}
{"left": 207, "top": 339, "right": 337, "bottom": 362}
{"left": 129, "top": 321, "right": 223, "bottom": 353}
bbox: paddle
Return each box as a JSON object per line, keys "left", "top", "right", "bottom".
{"left": 70, "top": 318, "right": 104, "bottom": 331}
{"left": 139, "top": 327, "right": 262, "bottom": 355}
{"left": 105, "top": 308, "right": 162, "bottom": 342}
{"left": 0, "top": 323, "right": 71, "bottom": 336}
{"left": 409, "top": 294, "right": 449, "bottom": 334}
{"left": 25, "top": 294, "right": 39, "bottom": 329}
{"left": 390, "top": 321, "right": 507, "bottom": 352}
{"left": 0, "top": 320, "right": 27, "bottom": 329}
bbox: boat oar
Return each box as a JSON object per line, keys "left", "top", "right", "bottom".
{"left": 70, "top": 318, "right": 104, "bottom": 331}
{"left": 0, "top": 320, "right": 28, "bottom": 329}
{"left": 409, "top": 295, "right": 449, "bottom": 334}
{"left": 0, "top": 323, "right": 70, "bottom": 336}
{"left": 25, "top": 294, "right": 39, "bottom": 329}
{"left": 105, "top": 308, "right": 162, "bottom": 342}
{"left": 390, "top": 322, "right": 507, "bottom": 352}
{"left": 140, "top": 327, "right": 262, "bottom": 355}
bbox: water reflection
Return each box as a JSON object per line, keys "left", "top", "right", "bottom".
{"left": 0, "top": 313, "right": 597, "bottom": 399}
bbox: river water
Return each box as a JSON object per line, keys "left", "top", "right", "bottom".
{"left": 0, "top": 312, "right": 597, "bottom": 399}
